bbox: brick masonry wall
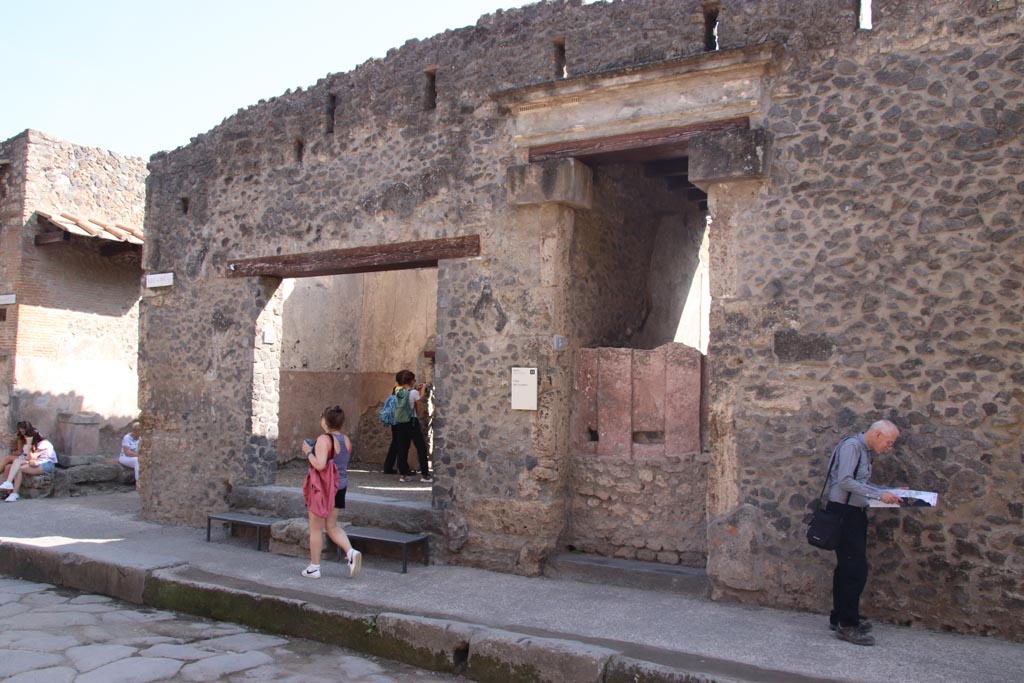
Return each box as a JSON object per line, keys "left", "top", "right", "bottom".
{"left": 0, "top": 134, "right": 28, "bottom": 445}
{"left": 1, "top": 130, "right": 146, "bottom": 441}
{"left": 140, "top": 0, "right": 1023, "bottom": 637}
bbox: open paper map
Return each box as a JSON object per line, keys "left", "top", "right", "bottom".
{"left": 868, "top": 489, "right": 939, "bottom": 508}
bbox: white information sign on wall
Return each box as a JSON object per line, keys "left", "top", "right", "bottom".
{"left": 146, "top": 272, "right": 174, "bottom": 288}
{"left": 0, "top": 294, "right": 15, "bottom": 305}
{"left": 511, "top": 367, "right": 538, "bottom": 411}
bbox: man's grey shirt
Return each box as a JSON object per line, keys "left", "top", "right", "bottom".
{"left": 827, "top": 434, "right": 885, "bottom": 507}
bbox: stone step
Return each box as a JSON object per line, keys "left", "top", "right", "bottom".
{"left": 229, "top": 485, "right": 442, "bottom": 535}
{"left": 228, "top": 485, "right": 442, "bottom": 564}
{"left": 544, "top": 552, "right": 711, "bottom": 597}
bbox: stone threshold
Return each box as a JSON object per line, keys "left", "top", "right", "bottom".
{"left": 544, "top": 552, "right": 711, "bottom": 598}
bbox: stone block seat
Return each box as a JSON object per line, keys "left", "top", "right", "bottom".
{"left": 14, "top": 457, "right": 135, "bottom": 500}
{"left": 19, "top": 473, "right": 54, "bottom": 499}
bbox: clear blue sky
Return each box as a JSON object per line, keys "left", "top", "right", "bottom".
{"left": 0, "top": 0, "right": 536, "bottom": 159}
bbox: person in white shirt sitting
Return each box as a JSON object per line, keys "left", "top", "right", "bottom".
{"left": 118, "top": 421, "right": 142, "bottom": 482}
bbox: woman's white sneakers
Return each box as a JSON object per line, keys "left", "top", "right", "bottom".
{"left": 0, "top": 481, "right": 13, "bottom": 491}
{"left": 4, "top": 492, "right": 19, "bottom": 502}
{"left": 301, "top": 553, "right": 361, "bottom": 579}
{"left": 347, "top": 549, "right": 362, "bottom": 578}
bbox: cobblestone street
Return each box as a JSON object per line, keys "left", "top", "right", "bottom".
{"left": 0, "top": 576, "right": 465, "bottom": 683}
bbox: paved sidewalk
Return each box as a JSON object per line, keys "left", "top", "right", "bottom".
{"left": 1, "top": 493, "right": 1021, "bottom": 683}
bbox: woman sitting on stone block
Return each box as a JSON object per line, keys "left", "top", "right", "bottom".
{"left": 1, "top": 425, "right": 57, "bottom": 502}
{"left": 301, "top": 405, "right": 361, "bottom": 580}
{"left": 1, "top": 421, "right": 34, "bottom": 481}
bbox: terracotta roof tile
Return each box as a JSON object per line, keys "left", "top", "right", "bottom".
{"left": 35, "top": 209, "right": 143, "bottom": 245}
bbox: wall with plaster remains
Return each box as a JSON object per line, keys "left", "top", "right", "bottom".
{"left": 140, "top": 0, "right": 1023, "bottom": 639}
{"left": 277, "top": 269, "right": 437, "bottom": 465}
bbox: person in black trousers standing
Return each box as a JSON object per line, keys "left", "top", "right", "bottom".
{"left": 826, "top": 420, "right": 902, "bottom": 646}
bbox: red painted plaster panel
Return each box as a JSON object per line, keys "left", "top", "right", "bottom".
{"left": 665, "top": 343, "right": 701, "bottom": 455}
{"left": 597, "top": 347, "right": 632, "bottom": 457}
{"left": 573, "top": 348, "right": 599, "bottom": 454}
{"left": 631, "top": 345, "right": 667, "bottom": 458}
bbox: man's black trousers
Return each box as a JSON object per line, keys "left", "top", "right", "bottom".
{"left": 828, "top": 501, "right": 869, "bottom": 628}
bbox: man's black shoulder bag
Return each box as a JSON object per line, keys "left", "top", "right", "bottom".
{"left": 806, "top": 440, "right": 861, "bottom": 550}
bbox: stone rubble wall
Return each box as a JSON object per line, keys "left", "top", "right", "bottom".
{"left": 140, "top": 0, "right": 1023, "bottom": 639}
{"left": 705, "top": 0, "right": 1024, "bottom": 639}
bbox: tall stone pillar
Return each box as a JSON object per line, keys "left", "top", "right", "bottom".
{"left": 508, "top": 159, "right": 592, "bottom": 573}
{"left": 689, "top": 128, "right": 775, "bottom": 594}
{"left": 433, "top": 158, "right": 591, "bottom": 575}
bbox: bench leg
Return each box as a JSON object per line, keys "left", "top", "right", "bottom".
{"left": 206, "top": 518, "right": 212, "bottom": 542}
{"left": 401, "top": 544, "right": 408, "bottom": 574}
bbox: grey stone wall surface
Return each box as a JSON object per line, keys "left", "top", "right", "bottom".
{"left": 703, "top": 0, "right": 1024, "bottom": 639}
{"left": 140, "top": 0, "right": 1023, "bottom": 638}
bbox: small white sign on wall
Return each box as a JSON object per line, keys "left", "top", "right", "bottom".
{"left": 0, "top": 294, "right": 15, "bottom": 305}
{"left": 511, "top": 367, "right": 538, "bottom": 411}
{"left": 146, "top": 272, "right": 174, "bottom": 288}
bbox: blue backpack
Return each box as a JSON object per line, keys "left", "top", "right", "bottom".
{"left": 379, "top": 394, "right": 398, "bottom": 426}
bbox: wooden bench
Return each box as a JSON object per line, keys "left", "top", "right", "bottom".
{"left": 340, "top": 526, "right": 429, "bottom": 573}
{"left": 206, "top": 511, "right": 281, "bottom": 551}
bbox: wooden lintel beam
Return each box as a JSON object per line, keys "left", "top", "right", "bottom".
{"left": 34, "top": 231, "right": 70, "bottom": 246}
{"left": 528, "top": 117, "right": 748, "bottom": 163}
{"left": 666, "top": 176, "right": 696, "bottom": 191}
{"left": 643, "top": 158, "right": 689, "bottom": 177}
{"left": 99, "top": 242, "right": 141, "bottom": 258}
{"left": 226, "top": 235, "right": 481, "bottom": 279}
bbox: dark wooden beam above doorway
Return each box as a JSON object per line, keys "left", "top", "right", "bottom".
{"left": 528, "top": 117, "right": 748, "bottom": 165}
{"left": 643, "top": 158, "right": 689, "bottom": 177}
{"left": 225, "top": 235, "right": 481, "bottom": 279}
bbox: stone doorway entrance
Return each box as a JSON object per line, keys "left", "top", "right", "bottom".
{"left": 225, "top": 236, "right": 480, "bottom": 488}
{"left": 495, "top": 44, "right": 776, "bottom": 570}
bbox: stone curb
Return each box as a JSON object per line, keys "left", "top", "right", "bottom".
{"left": 0, "top": 540, "right": 176, "bottom": 604}
{"left": 0, "top": 542, "right": 746, "bottom": 683}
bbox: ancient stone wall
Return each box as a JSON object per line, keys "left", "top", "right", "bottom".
{"left": 703, "top": 0, "right": 1024, "bottom": 639}
{"left": 140, "top": 0, "right": 1023, "bottom": 638}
